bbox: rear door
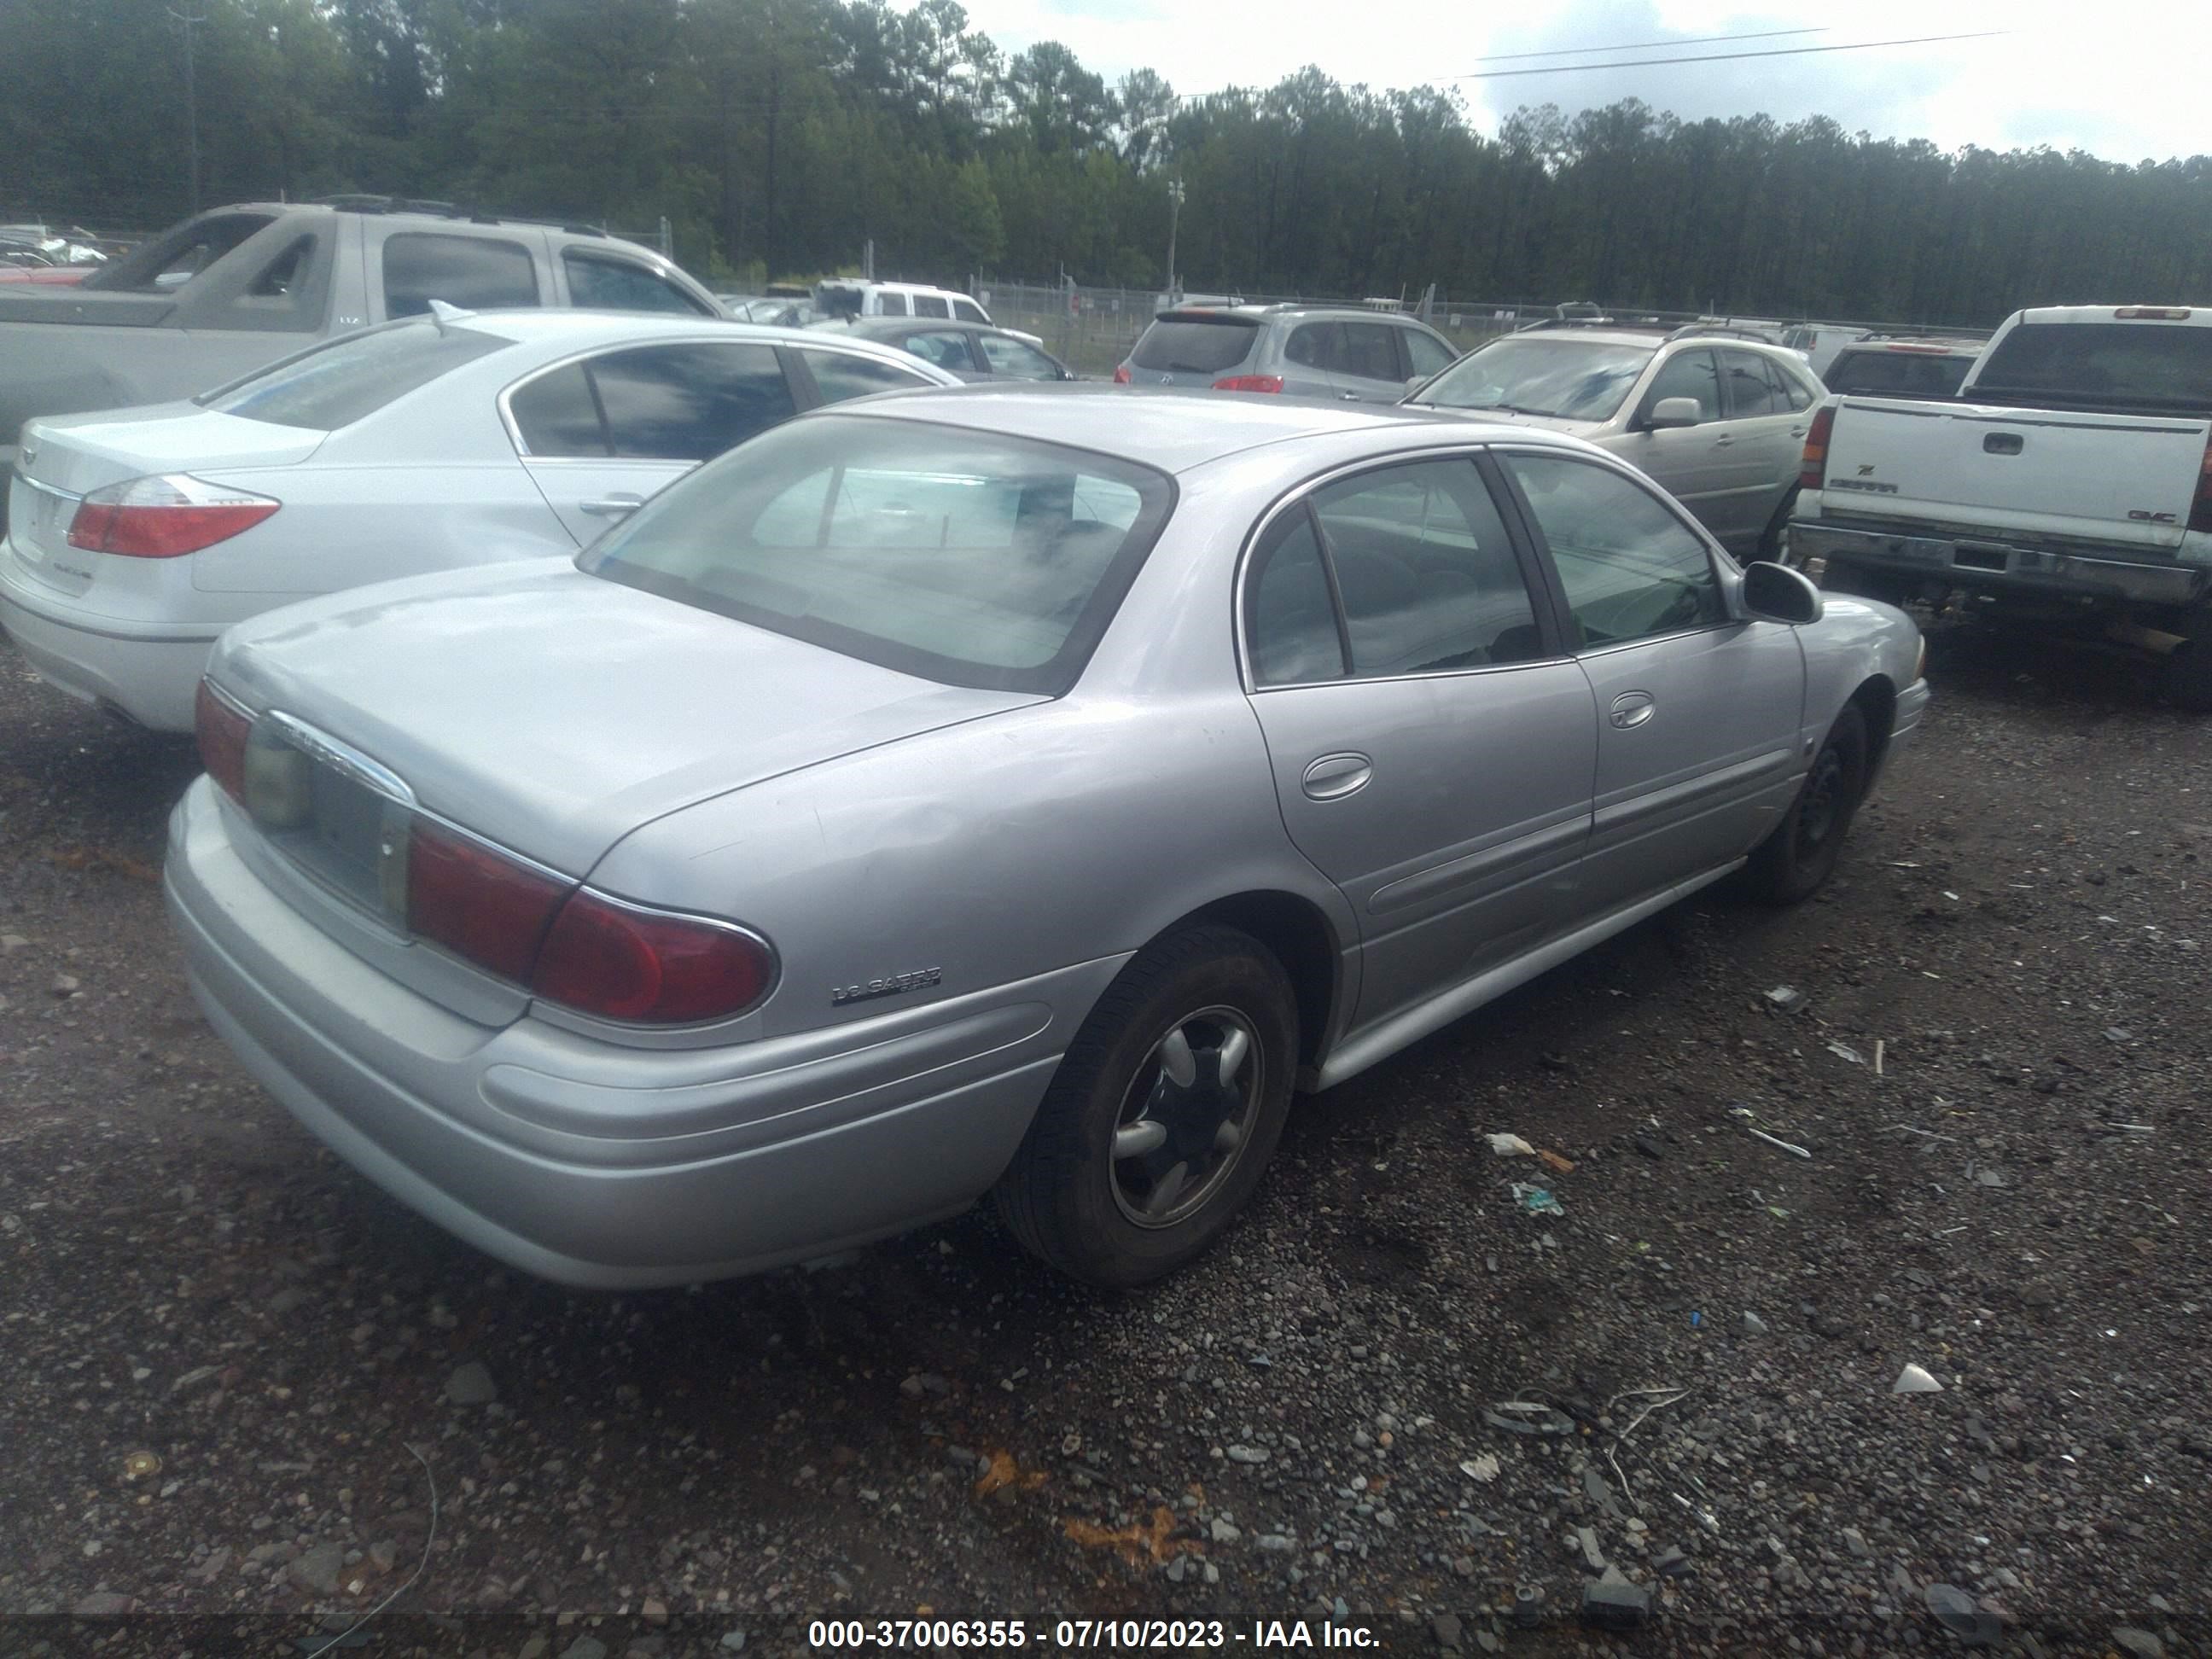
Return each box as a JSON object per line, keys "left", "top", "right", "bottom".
{"left": 1500, "top": 449, "right": 1804, "bottom": 917}
{"left": 1334, "top": 320, "right": 1416, "bottom": 403}
{"left": 1278, "top": 321, "right": 1343, "bottom": 399}
{"left": 1716, "top": 347, "right": 1807, "bottom": 536}
{"left": 508, "top": 341, "right": 798, "bottom": 542}
{"left": 1241, "top": 454, "right": 1597, "bottom": 1027}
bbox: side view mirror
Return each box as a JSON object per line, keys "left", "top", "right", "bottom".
{"left": 1740, "top": 559, "right": 1823, "bottom": 626}
{"left": 1644, "top": 396, "right": 1703, "bottom": 430}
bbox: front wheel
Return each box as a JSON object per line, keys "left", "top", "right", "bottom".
{"left": 993, "top": 926, "right": 1297, "bottom": 1287}
{"left": 1743, "top": 704, "right": 1870, "bottom": 904}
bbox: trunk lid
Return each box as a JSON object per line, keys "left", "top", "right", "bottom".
{"left": 212, "top": 561, "right": 1044, "bottom": 877}
{"left": 7, "top": 406, "right": 324, "bottom": 597}
{"left": 1821, "top": 398, "right": 2209, "bottom": 552}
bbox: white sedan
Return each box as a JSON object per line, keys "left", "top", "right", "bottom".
{"left": 0, "top": 311, "right": 960, "bottom": 730}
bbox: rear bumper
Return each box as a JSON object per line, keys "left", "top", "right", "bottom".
{"left": 0, "top": 545, "right": 218, "bottom": 728}
{"left": 1793, "top": 517, "right": 2209, "bottom": 608}
{"left": 166, "top": 777, "right": 1113, "bottom": 1287}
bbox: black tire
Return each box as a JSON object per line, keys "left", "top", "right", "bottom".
{"left": 1743, "top": 703, "right": 1870, "bottom": 904}
{"left": 2163, "top": 636, "right": 2212, "bottom": 714}
{"left": 1750, "top": 485, "right": 1801, "bottom": 566}
{"left": 993, "top": 926, "right": 1298, "bottom": 1287}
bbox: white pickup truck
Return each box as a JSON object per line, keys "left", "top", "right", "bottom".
{"left": 1789, "top": 305, "right": 2212, "bottom": 709}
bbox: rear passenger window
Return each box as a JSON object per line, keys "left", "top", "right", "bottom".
{"left": 1312, "top": 461, "right": 1542, "bottom": 675}
{"left": 952, "top": 299, "right": 988, "bottom": 324}
{"left": 877, "top": 292, "right": 909, "bottom": 316}
{"left": 383, "top": 233, "right": 538, "bottom": 317}
{"left": 1721, "top": 349, "right": 1780, "bottom": 417}
{"left": 913, "top": 294, "right": 950, "bottom": 318}
{"left": 1774, "top": 360, "right": 1818, "bottom": 410}
{"left": 1246, "top": 514, "right": 1345, "bottom": 687}
{"left": 509, "top": 362, "right": 608, "bottom": 456}
{"left": 589, "top": 343, "right": 795, "bottom": 460}
{"left": 1285, "top": 323, "right": 1337, "bottom": 371}
{"left": 803, "top": 350, "right": 938, "bottom": 403}
{"left": 1336, "top": 323, "right": 1404, "bottom": 383}
{"left": 564, "top": 253, "right": 710, "bottom": 315}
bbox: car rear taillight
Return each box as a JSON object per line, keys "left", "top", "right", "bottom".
{"left": 2191, "top": 435, "right": 2212, "bottom": 533}
{"left": 531, "top": 893, "right": 776, "bottom": 1024}
{"left": 1112, "top": 364, "right": 1132, "bottom": 384}
{"left": 405, "top": 818, "right": 569, "bottom": 986}
{"left": 195, "top": 679, "right": 252, "bottom": 802}
{"left": 1799, "top": 405, "right": 1836, "bottom": 492}
{"left": 405, "top": 816, "right": 775, "bottom": 1022}
{"left": 1213, "top": 375, "right": 1284, "bottom": 393}
{"left": 68, "top": 473, "right": 279, "bottom": 558}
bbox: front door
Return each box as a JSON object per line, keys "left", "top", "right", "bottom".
{"left": 1240, "top": 456, "right": 1598, "bottom": 1029}
{"left": 1499, "top": 450, "right": 1805, "bottom": 917}
{"left": 1612, "top": 346, "right": 1741, "bottom": 539}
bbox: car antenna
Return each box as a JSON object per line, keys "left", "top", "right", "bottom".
{"left": 425, "top": 298, "right": 475, "bottom": 335}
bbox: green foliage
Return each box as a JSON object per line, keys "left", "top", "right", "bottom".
{"left": 8, "top": 0, "right": 2212, "bottom": 323}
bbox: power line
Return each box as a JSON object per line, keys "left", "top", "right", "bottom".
{"left": 1454, "top": 31, "right": 2009, "bottom": 81}
{"left": 1474, "top": 27, "right": 1826, "bottom": 64}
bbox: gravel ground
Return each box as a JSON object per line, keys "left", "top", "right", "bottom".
{"left": 0, "top": 626, "right": 2207, "bottom": 1659}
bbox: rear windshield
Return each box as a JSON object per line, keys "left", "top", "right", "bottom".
{"left": 582, "top": 414, "right": 1175, "bottom": 696}
{"left": 1972, "top": 322, "right": 2212, "bottom": 410}
{"left": 1131, "top": 316, "right": 1260, "bottom": 375}
{"left": 1824, "top": 349, "right": 1975, "bottom": 399}
{"left": 197, "top": 318, "right": 511, "bottom": 430}
{"left": 1410, "top": 336, "right": 1655, "bottom": 421}
{"left": 80, "top": 211, "right": 275, "bottom": 293}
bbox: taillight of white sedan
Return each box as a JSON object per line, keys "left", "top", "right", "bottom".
{"left": 166, "top": 387, "right": 1929, "bottom": 1289}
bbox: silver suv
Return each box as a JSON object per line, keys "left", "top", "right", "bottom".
{"left": 1115, "top": 305, "right": 1460, "bottom": 403}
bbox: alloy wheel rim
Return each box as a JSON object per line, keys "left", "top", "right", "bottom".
{"left": 1109, "top": 1005, "right": 1263, "bottom": 1230}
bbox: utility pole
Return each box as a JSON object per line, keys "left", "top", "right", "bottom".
{"left": 170, "top": 9, "right": 207, "bottom": 214}
{"left": 1165, "top": 177, "right": 1185, "bottom": 304}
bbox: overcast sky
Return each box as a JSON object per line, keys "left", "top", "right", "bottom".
{"left": 944, "top": 0, "right": 2211, "bottom": 164}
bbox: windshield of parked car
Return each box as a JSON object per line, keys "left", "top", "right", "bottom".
{"left": 582, "top": 415, "right": 1176, "bottom": 696}
{"left": 195, "top": 318, "right": 513, "bottom": 430}
{"left": 1409, "top": 336, "right": 1656, "bottom": 421}
{"left": 1970, "top": 322, "right": 2212, "bottom": 410}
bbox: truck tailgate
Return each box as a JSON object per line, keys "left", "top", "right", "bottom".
{"left": 1822, "top": 398, "right": 2208, "bottom": 552}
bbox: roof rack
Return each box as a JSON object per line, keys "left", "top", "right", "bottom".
{"left": 305, "top": 195, "right": 609, "bottom": 237}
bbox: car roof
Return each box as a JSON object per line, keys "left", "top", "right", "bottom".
{"left": 839, "top": 317, "right": 1005, "bottom": 339}
{"left": 408, "top": 310, "right": 958, "bottom": 378}
{"left": 1158, "top": 304, "right": 1434, "bottom": 325}
{"left": 829, "top": 384, "right": 1569, "bottom": 474}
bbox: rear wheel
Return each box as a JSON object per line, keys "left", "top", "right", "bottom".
{"left": 993, "top": 926, "right": 1297, "bottom": 1287}
{"left": 1743, "top": 704, "right": 1870, "bottom": 904}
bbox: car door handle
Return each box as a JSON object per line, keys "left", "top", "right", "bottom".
{"left": 1789, "top": 426, "right": 1807, "bottom": 438}
{"left": 579, "top": 492, "right": 645, "bottom": 517}
{"left": 1301, "top": 752, "right": 1373, "bottom": 800}
{"left": 1339, "top": 392, "right": 1365, "bottom": 401}
{"left": 1609, "top": 691, "right": 1656, "bottom": 730}
{"left": 1710, "top": 435, "right": 1735, "bottom": 448}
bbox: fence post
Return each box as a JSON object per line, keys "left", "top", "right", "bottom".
{"left": 658, "top": 215, "right": 672, "bottom": 259}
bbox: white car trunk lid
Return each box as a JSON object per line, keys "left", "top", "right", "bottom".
{"left": 9, "top": 405, "right": 322, "bottom": 597}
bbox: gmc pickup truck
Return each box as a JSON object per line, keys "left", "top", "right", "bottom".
{"left": 1789, "top": 306, "right": 2212, "bottom": 709}
{"left": 0, "top": 198, "right": 723, "bottom": 470}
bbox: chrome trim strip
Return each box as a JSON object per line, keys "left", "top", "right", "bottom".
{"left": 262, "top": 710, "right": 416, "bottom": 806}
{"left": 11, "top": 472, "right": 83, "bottom": 504}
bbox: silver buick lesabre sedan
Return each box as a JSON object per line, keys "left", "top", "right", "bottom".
{"left": 166, "top": 387, "right": 1930, "bottom": 1289}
